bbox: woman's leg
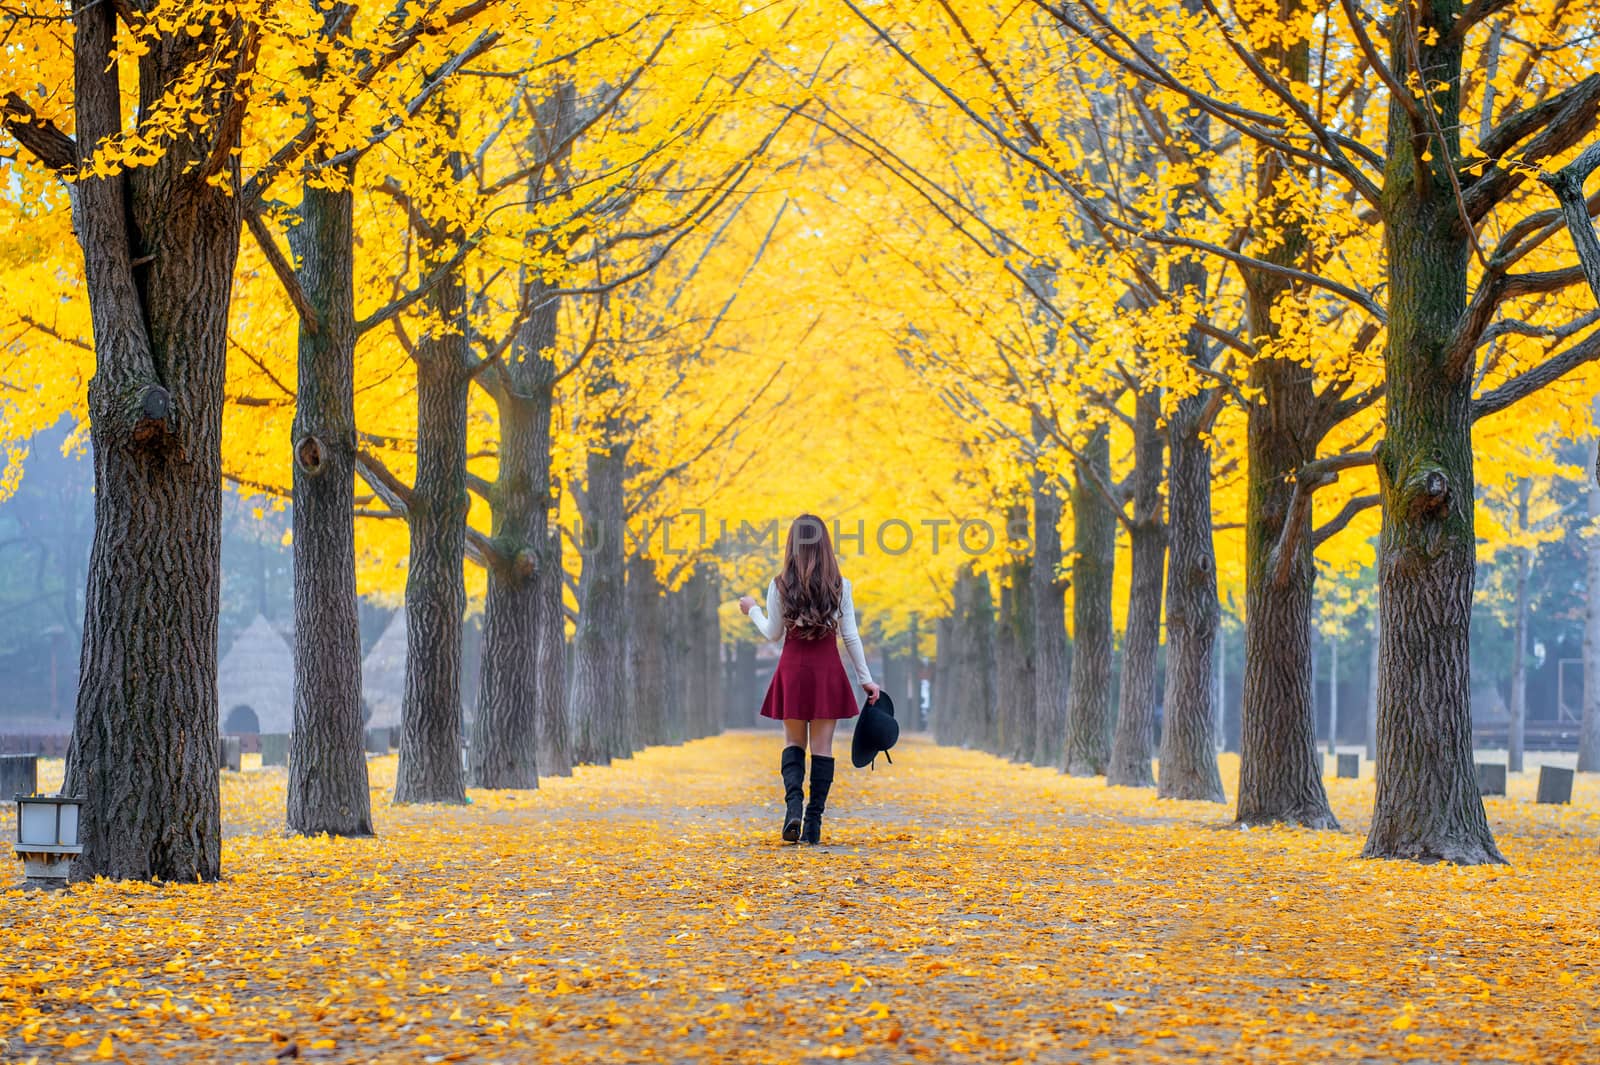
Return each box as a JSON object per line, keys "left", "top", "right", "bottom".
{"left": 779, "top": 719, "right": 807, "bottom": 841}
{"left": 802, "top": 720, "right": 839, "bottom": 844}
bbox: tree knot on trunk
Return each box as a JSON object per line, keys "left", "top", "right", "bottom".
{"left": 294, "top": 434, "right": 325, "bottom": 475}
{"left": 129, "top": 385, "right": 173, "bottom": 450}
{"left": 1403, "top": 467, "right": 1451, "bottom": 520}
{"left": 514, "top": 548, "right": 537, "bottom": 579}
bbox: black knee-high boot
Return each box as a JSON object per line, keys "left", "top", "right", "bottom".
{"left": 801, "top": 754, "right": 835, "bottom": 845}
{"left": 780, "top": 746, "right": 806, "bottom": 842}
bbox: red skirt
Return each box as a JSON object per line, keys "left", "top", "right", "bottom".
{"left": 760, "top": 635, "right": 860, "bottom": 721}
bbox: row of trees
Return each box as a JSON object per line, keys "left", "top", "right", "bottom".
{"left": 7, "top": 0, "right": 1600, "bottom": 879}
{"left": 839, "top": 0, "right": 1600, "bottom": 863}
{"left": 0, "top": 0, "right": 880, "bottom": 880}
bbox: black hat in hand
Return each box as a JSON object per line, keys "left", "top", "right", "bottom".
{"left": 851, "top": 689, "right": 900, "bottom": 769}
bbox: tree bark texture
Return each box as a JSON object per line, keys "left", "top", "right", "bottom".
{"left": 908, "top": 612, "right": 922, "bottom": 728}
{"left": 1582, "top": 426, "right": 1600, "bottom": 772}
{"left": 995, "top": 550, "right": 1036, "bottom": 761}
{"left": 948, "top": 566, "right": 996, "bottom": 747}
{"left": 1366, "top": 614, "right": 1380, "bottom": 760}
{"left": 393, "top": 268, "right": 471, "bottom": 805}
{"left": 660, "top": 580, "right": 689, "bottom": 744}
{"left": 1232, "top": 7, "right": 1337, "bottom": 827}
{"left": 534, "top": 525, "right": 571, "bottom": 773}
{"left": 1107, "top": 391, "right": 1166, "bottom": 788}
{"left": 627, "top": 556, "right": 670, "bottom": 747}
{"left": 1158, "top": 384, "right": 1224, "bottom": 802}
{"left": 1507, "top": 480, "right": 1531, "bottom": 774}
{"left": 471, "top": 88, "right": 575, "bottom": 787}
{"left": 1363, "top": 2, "right": 1502, "bottom": 864}
{"left": 678, "top": 563, "right": 724, "bottom": 741}
{"left": 1156, "top": 0, "right": 1223, "bottom": 802}
{"left": 931, "top": 615, "right": 953, "bottom": 741}
{"left": 1066, "top": 426, "right": 1116, "bottom": 776}
{"left": 286, "top": 178, "right": 373, "bottom": 834}
{"left": 1031, "top": 478, "right": 1070, "bottom": 766}
{"left": 61, "top": 1, "right": 250, "bottom": 880}
{"left": 569, "top": 445, "right": 630, "bottom": 764}
{"left": 469, "top": 317, "right": 559, "bottom": 789}
{"left": 732, "top": 640, "right": 759, "bottom": 729}
{"left": 700, "top": 565, "right": 725, "bottom": 736}
{"left": 1235, "top": 351, "right": 1336, "bottom": 826}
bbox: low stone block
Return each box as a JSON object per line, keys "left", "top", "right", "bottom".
{"left": 219, "top": 736, "right": 242, "bottom": 773}
{"left": 260, "top": 733, "right": 290, "bottom": 767}
{"left": 1, "top": 753, "right": 38, "bottom": 798}
{"left": 1537, "top": 765, "right": 1574, "bottom": 805}
{"left": 1475, "top": 762, "right": 1507, "bottom": 796}
{"left": 1336, "top": 753, "right": 1359, "bottom": 779}
{"left": 365, "top": 727, "right": 390, "bottom": 755}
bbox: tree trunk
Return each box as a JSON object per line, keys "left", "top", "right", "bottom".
{"left": 1155, "top": 0, "right": 1223, "bottom": 802}
{"left": 1582, "top": 427, "right": 1600, "bottom": 772}
{"left": 694, "top": 563, "right": 724, "bottom": 738}
{"left": 1363, "top": 3, "right": 1502, "bottom": 864}
{"left": 908, "top": 611, "right": 922, "bottom": 728}
{"left": 476, "top": 87, "right": 576, "bottom": 783}
{"left": 61, "top": 0, "right": 244, "bottom": 880}
{"left": 1236, "top": 364, "right": 1336, "bottom": 825}
{"left": 1365, "top": 613, "right": 1380, "bottom": 760}
{"left": 534, "top": 525, "right": 571, "bottom": 773}
{"left": 569, "top": 445, "right": 629, "bottom": 763}
{"left": 626, "top": 556, "right": 670, "bottom": 747}
{"left": 1066, "top": 426, "right": 1116, "bottom": 776}
{"left": 953, "top": 565, "right": 996, "bottom": 747}
{"left": 393, "top": 268, "right": 470, "bottom": 805}
{"left": 1031, "top": 475, "right": 1070, "bottom": 766}
{"left": 1214, "top": 623, "right": 1226, "bottom": 751}
{"left": 1107, "top": 391, "right": 1165, "bottom": 788}
{"left": 468, "top": 388, "right": 543, "bottom": 790}
{"left": 1507, "top": 480, "right": 1531, "bottom": 774}
{"left": 1327, "top": 631, "right": 1340, "bottom": 756}
{"left": 996, "top": 549, "right": 1036, "bottom": 761}
{"left": 1158, "top": 386, "right": 1224, "bottom": 802}
{"left": 932, "top": 614, "right": 953, "bottom": 741}
{"left": 662, "top": 580, "right": 689, "bottom": 743}
{"left": 469, "top": 325, "right": 558, "bottom": 788}
{"left": 1232, "top": 0, "right": 1337, "bottom": 830}
{"left": 733, "top": 639, "right": 758, "bottom": 729}
{"left": 286, "top": 178, "right": 372, "bottom": 834}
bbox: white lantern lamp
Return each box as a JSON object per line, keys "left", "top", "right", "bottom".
{"left": 14, "top": 794, "right": 85, "bottom": 883}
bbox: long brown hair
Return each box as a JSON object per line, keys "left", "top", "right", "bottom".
{"left": 775, "top": 514, "right": 843, "bottom": 640}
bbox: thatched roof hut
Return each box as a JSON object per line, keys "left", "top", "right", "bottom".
{"left": 362, "top": 609, "right": 407, "bottom": 730}
{"left": 218, "top": 614, "right": 294, "bottom": 734}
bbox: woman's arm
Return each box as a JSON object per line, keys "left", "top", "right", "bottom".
{"left": 839, "top": 580, "right": 875, "bottom": 686}
{"left": 747, "top": 579, "right": 784, "bottom": 643}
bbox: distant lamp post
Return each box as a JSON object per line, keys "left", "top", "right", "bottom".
{"left": 14, "top": 794, "right": 84, "bottom": 884}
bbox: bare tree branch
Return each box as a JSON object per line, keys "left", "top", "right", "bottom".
{"left": 1539, "top": 140, "right": 1600, "bottom": 306}
{"left": 244, "top": 209, "right": 321, "bottom": 334}
{"left": 1472, "top": 326, "right": 1600, "bottom": 420}
{"left": 0, "top": 92, "right": 76, "bottom": 172}
{"left": 1313, "top": 494, "right": 1382, "bottom": 547}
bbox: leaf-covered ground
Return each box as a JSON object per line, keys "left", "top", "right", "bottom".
{"left": 2, "top": 734, "right": 1596, "bottom": 1064}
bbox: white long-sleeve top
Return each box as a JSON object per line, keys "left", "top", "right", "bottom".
{"left": 749, "top": 577, "right": 875, "bottom": 686}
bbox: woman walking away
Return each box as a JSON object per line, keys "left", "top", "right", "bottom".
{"left": 740, "top": 514, "right": 880, "bottom": 845}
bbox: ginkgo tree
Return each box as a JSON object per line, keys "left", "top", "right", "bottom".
{"left": 3, "top": 0, "right": 284, "bottom": 881}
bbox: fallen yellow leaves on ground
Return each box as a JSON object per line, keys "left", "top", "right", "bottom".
{"left": 2, "top": 734, "right": 1597, "bottom": 1063}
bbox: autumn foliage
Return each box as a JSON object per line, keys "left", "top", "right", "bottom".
{"left": 3, "top": 736, "right": 1599, "bottom": 1063}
